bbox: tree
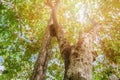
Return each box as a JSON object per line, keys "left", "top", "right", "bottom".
{"left": 0, "top": 0, "right": 120, "bottom": 80}
{"left": 31, "top": 0, "right": 101, "bottom": 80}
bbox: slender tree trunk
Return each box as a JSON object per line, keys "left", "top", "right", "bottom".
{"left": 30, "top": 25, "right": 52, "bottom": 80}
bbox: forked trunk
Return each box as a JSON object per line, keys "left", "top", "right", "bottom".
{"left": 49, "top": 2, "right": 95, "bottom": 79}
{"left": 31, "top": 0, "right": 101, "bottom": 79}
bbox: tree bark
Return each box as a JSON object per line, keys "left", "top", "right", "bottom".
{"left": 64, "top": 33, "right": 93, "bottom": 80}
{"left": 62, "top": 21, "right": 102, "bottom": 80}
{"left": 30, "top": 24, "right": 52, "bottom": 80}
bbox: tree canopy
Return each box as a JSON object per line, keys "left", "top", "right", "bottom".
{"left": 0, "top": 0, "right": 120, "bottom": 80}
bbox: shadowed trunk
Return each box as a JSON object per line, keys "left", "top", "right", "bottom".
{"left": 30, "top": 24, "right": 52, "bottom": 80}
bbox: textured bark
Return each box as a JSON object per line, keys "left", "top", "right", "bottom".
{"left": 64, "top": 33, "right": 93, "bottom": 80}
{"left": 63, "top": 22, "right": 102, "bottom": 80}
{"left": 30, "top": 24, "right": 52, "bottom": 80}
{"left": 51, "top": 8, "right": 71, "bottom": 79}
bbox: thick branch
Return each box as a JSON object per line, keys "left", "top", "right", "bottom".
{"left": 48, "top": 0, "right": 71, "bottom": 76}
{"left": 48, "top": 0, "right": 70, "bottom": 55}
{"left": 77, "top": 15, "right": 101, "bottom": 62}
{"left": 87, "top": 14, "right": 102, "bottom": 39}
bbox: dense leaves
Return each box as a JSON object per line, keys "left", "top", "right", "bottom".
{"left": 0, "top": 0, "right": 120, "bottom": 80}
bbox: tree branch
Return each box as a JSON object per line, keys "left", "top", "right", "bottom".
{"left": 47, "top": 0, "right": 70, "bottom": 73}
{"left": 87, "top": 14, "right": 102, "bottom": 40}
{"left": 47, "top": 0, "right": 70, "bottom": 53}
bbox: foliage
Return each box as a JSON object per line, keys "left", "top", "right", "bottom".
{"left": 0, "top": 0, "right": 120, "bottom": 80}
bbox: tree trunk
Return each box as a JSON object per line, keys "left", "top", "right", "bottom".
{"left": 63, "top": 33, "right": 93, "bottom": 80}
{"left": 30, "top": 25, "right": 52, "bottom": 80}
{"left": 50, "top": 4, "right": 98, "bottom": 80}
{"left": 51, "top": 7, "right": 102, "bottom": 80}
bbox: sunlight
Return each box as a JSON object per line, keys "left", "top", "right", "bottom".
{"left": 76, "top": 6, "right": 85, "bottom": 23}
{"left": 75, "top": 3, "right": 87, "bottom": 24}
{"left": 75, "top": 1, "right": 100, "bottom": 24}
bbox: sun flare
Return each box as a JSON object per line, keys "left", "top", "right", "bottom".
{"left": 76, "top": 5, "right": 86, "bottom": 23}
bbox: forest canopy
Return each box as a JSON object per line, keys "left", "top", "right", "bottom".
{"left": 0, "top": 0, "right": 120, "bottom": 80}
